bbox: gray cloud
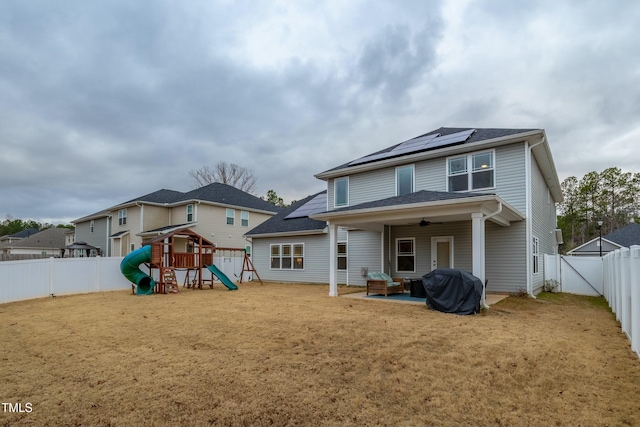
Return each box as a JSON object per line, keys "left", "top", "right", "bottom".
{"left": 1, "top": 0, "right": 639, "bottom": 223}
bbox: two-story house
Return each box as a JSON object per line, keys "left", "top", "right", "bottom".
{"left": 74, "top": 183, "right": 281, "bottom": 256}
{"left": 245, "top": 127, "right": 563, "bottom": 298}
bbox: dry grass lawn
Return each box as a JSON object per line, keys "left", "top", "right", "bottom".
{"left": 1, "top": 282, "right": 639, "bottom": 427}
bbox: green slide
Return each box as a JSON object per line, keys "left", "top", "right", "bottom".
{"left": 206, "top": 264, "right": 238, "bottom": 290}
{"left": 120, "top": 245, "right": 155, "bottom": 295}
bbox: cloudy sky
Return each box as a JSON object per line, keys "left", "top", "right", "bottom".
{"left": 1, "top": 0, "right": 639, "bottom": 224}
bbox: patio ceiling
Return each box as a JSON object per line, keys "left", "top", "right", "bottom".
{"left": 310, "top": 192, "right": 524, "bottom": 231}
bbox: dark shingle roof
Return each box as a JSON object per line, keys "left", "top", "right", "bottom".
{"left": 245, "top": 192, "right": 327, "bottom": 236}
{"left": 317, "top": 190, "right": 495, "bottom": 214}
{"left": 322, "top": 127, "right": 539, "bottom": 173}
{"left": 182, "top": 183, "right": 282, "bottom": 212}
{"left": 603, "top": 223, "right": 640, "bottom": 247}
{"left": 117, "top": 183, "right": 282, "bottom": 213}
{"left": 5, "top": 228, "right": 40, "bottom": 239}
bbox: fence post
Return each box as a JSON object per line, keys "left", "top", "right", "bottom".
{"left": 620, "top": 248, "right": 630, "bottom": 339}
{"left": 95, "top": 256, "right": 101, "bottom": 292}
{"left": 630, "top": 246, "right": 640, "bottom": 357}
{"left": 48, "top": 257, "right": 55, "bottom": 296}
{"left": 612, "top": 250, "right": 620, "bottom": 319}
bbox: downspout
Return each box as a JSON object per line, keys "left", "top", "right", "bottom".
{"left": 136, "top": 202, "right": 144, "bottom": 250}
{"left": 526, "top": 137, "right": 545, "bottom": 298}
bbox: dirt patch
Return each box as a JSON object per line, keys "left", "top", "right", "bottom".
{"left": 1, "top": 283, "right": 639, "bottom": 426}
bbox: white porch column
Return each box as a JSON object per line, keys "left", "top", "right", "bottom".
{"left": 328, "top": 222, "right": 338, "bottom": 297}
{"left": 471, "top": 212, "right": 486, "bottom": 307}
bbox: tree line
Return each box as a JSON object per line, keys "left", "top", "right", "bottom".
{"left": 558, "top": 167, "right": 640, "bottom": 251}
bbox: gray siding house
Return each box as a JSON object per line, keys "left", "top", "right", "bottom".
{"left": 246, "top": 127, "right": 563, "bottom": 298}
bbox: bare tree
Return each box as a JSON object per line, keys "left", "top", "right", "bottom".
{"left": 189, "top": 162, "right": 257, "bottom": 194}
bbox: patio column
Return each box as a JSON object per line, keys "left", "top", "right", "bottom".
{"left": 328, "top": 222, "right": 338, "bottom": 297}
{"left": 471, "top": 212, "right": 487, "bottom": 306}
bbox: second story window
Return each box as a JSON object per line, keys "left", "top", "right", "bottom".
{"left": 90, "top": 220, "right": 95, "bottom": 233}
{"left": 226, "top": 208, "right": 235, "bottom": 225}
{"left": 118, "top": 209, "right": 127, "bottom": 226}
{"left": 447, "top": 151, "right": 495, "bottom": 191}
{"left": 396, "top": 165, "right": 414, "bottom": 196}
{"left": 335, "top": 177, "right": 349, "bottom": 207}
{"left": 186, "top": 204, "right": 194, "bottom": 222}
{"left": 241, "top": 211, "right": 249, "bottom": 227}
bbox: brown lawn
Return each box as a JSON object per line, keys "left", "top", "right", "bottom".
{"left": 1, "top": 282, "right": 639, "bottom": 427}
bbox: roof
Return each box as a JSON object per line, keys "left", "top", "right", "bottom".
{"left": 113, "top": 183, "right": 281, "bottom": 213}
{"left": 1, "top": 227, "right": 68, "bottom": 249}
{"left": 567, "top": 223, "right": 640, "bottom": 255}
{"left": 602, "top": 223, "right": 640, "bottom": 247}
{"left": 0, "top": 227, "right": 40, "bottom": 241}
{"left": 321, "top": 189, "right": 496, "bottom": 214}
{"left": 319, "top": 127, "right": 539, "bottom": 175}
{"left": 244, "top": 191, "right": 328, "bottom": 237}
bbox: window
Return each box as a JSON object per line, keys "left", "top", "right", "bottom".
{"left": 396, "top": 165, "right": 414, "bottom": 196}
{"left": 226, "top": 208, "right": 235, "bottom": 225}
{"left": 396, "top": 238, "right": 415, "bottom": 273}
{"left": 118, "top": 209, "right": 127, "bottom": 226}
{"left": 270, "top": 244, "right": 304, "bottom": 270}
{"left": 447, "top": 151, "right": 494, "bottom": 191}
{"left": 187, "top": 204, "right": 194, "bottom": 222}
{"left": 90, "top": 220, "right": 94, "bottom": 233}
{"left": 244, "top": 245, "right": 251, "bottom": 256}
{"left": 241, "top": 211, "right": 249, "bottom": 227}
{"left": 532, "top": 237, "right": 540, "bottom": 274}
{"left": 334, "top": 177, "right": 349, "bottom": 207}
{"left": 337, "top": 242, "right": 347, "bottom": 271}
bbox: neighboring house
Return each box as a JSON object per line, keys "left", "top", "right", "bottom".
{"left": 73, "top": 183, "right": 281, "bottom": 257}
{"left": 0, "top": 228, "right": 39, "bottom": 244}
{"left": 245, "top": 127, "right": 563, "bottom": 297}
{"left": 566, "top": 223, "right": 640, "bottom": 256}
{"left": 0, "top": 227, "right": 70, "bottom": 257}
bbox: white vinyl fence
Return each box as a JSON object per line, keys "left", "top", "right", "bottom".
{"left": 0, "top": 255, "right": 251, "bottom": 304}
{"left": 602, "top": 246, "right": 640, "bottom": 359}
{"left": 0, "top": 257, "right": 130, "bottom": 304}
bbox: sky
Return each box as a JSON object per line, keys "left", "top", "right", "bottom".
{"left": 1, "top": 0, "right": 640, "bottom": 224}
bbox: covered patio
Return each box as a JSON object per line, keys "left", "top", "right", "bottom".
{"left": 311, "top": 190, "right": 525, "bottom": 305}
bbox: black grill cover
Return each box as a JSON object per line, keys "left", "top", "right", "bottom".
{"left": 421, "top": 268, "right": 483, "bottom": 315}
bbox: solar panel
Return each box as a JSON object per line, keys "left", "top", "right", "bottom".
{"left": 347, "top": 129, "right": 475, "bottom": 167}
{"left": 285, "top": 192, "right": 327, "bottom": 219}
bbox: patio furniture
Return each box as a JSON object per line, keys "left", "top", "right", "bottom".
{"left": 366, "top": 272, "right": 404, "bottom": 296}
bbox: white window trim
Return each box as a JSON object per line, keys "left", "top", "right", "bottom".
{"left": 226, "top": 208, "right": 235, "bottom": 226}
{"left": 396, "top": 237, "right": 416, "bottom": 273}
{"left": 269, "top": 243, "right": 305, "bottom": 270}
{"left": 241, "top": 210, "right": 249, "bottom": 227}
{"left": 90, "top": 220, "right": 95, "bottom": 233}
{"left": 118, "top": 209, "right": 127, "bottom": 226}
{"left": 446, "top": 149, "right": 496, "bottom": 192}
{"left": 186, "top": 204, "right": 194, "bottom": 222}
{"left": 395, "top": 164, "right": 415, "bottom": 196}
{"left": 334, "top": 177, "right": 349, "bottom": 208}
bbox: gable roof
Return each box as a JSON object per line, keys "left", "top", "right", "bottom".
{"left": 567, "top": 223, "right": 640, "bottom": 255}
{"left": 318, "top": 127, "right": 539, "bottom": 175}
{"left": 602, "top": 223, "right": 640, "bottom": 247}
{"left": 0, "top": 227, "right": 40, "bottom": 241}
{"left": 244, "top": 191, "right": 328, "bottom": 237}
{"left": 1, "top": 227, "right": 68, "bottom": 249}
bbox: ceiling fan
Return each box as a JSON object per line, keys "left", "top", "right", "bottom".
{"left": 418, "top": 218, "right": 443, "bottom": 227}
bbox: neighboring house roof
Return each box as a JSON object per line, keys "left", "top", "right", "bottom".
{"left": 0, "top": 227, "right": 40, "bottom": 241}
{"left": 245, "top": 191, "right": 328, "bottom": 237}
{"left": 72, "top": 209, "right": 112, "bottom": 223}
{"left": 110, "top": 183, "right": 282, "bottom": 213}
{"left": 1, "top": 227, "right": 68, "bottom": 250}
{"left": 567, "top": 223, "right": 640, "bottom": 255}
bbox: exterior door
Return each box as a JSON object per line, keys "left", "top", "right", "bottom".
{"left": 431, "top": 236, "right": 454, "bottom": 270}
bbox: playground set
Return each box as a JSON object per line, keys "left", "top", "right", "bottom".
{"left": 119, "top": 228, "right": 262, "bottom": 295}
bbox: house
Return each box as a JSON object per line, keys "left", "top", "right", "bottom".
{"left": 0, "top": 227, "right": 70, "bottom": 257}
{"left": 0, "top": 228, "right": 40, "bottom": 244}
{"left": 566, "top": 223, "right": 640, "bottom": 256}
{"left": 73, "top": 183, "right": 281, "bottom": 257}
{"left": 245, "top": 127, "right": 563, "bottom": 298}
